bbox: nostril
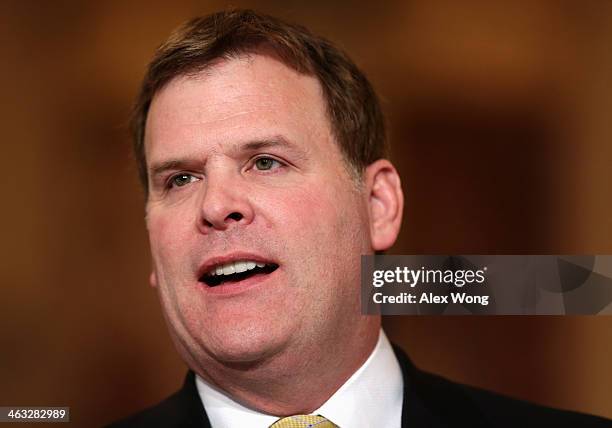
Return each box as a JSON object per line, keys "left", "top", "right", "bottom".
{"left": 227, "top": 212, "right": 243, "bottom": 222}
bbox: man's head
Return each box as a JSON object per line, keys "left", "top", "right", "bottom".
{"left": 136, "top": 9, "right": 403, "bottom": 412}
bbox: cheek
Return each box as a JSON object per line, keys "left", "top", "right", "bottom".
{"left": 268, "top": 182, "right": 367, "bottom": 274}
{"left": 146, "top": 209, "right": 193, "bottom": 273}
{"left": 266, "top": 185, "right": 335, "bottom": 232}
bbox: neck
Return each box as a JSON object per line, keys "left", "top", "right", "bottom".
{"left": 188, "top": 317, "right": 380, "bottom": 415}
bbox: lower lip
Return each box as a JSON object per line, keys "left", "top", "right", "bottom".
{"left": 199, "top": 268, "right": 279, "bottom": 296}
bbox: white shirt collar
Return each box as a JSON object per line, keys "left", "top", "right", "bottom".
{"left": 196, "top": 329, "right": 404, "bottom": 428}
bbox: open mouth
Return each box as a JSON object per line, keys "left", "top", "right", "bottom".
{"left": 200, "top": 260, "right": 279, "bottom": 287}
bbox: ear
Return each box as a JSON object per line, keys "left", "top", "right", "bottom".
{"left": 149, "top": 271, "right": 158, "bottom": 288}
{"left": 365, "top": 159, "right": 404, "bottom": 251}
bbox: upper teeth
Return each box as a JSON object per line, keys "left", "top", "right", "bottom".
{"left": 208, "top": 260, "right": 266, "bottom": 276}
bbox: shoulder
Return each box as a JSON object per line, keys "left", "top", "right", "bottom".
{"left": 106, "top": 372, "right": 210, "bottom": 428}
{"left": 393, "top": 345, "right": 611, "bottom": 428}
{"left": 419, "top": 369, "right": 610, "bottom": 427}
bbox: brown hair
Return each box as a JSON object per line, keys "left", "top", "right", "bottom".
{"left": 132, "top": 9, "right": 387, "bottom": 193}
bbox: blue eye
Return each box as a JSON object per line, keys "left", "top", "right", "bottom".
{"left": 170, "top": 174, "right": 197, "bottom": 188}
{"left": 254, "top": 157, "right": 280, "bottom": 171}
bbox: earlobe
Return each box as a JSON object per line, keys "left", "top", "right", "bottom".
{"left": 365, "top": 159, "right": 404, "bottom": 251}
{"left": 149, "top": 271, "right": 158, "bottom": 288}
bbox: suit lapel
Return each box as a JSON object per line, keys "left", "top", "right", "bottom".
{"left": 177, "top": 371, "right": 212, "bottom": 428}
{"left": 393, "top": 345, "right": 445, "bottom": 428}
{"left": 393, "top": 345, "right": 489, "bottom": 428}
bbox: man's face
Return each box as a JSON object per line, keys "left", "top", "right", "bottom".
{"left": 144, "top": 54, "right": 375, "bottom": 369}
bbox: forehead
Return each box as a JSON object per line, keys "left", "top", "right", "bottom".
{"left": 144, "top": 53, "right": 334, "bottom": 160}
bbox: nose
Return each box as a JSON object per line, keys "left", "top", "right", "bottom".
{"left": 196, "top": 174, "right": 254, "bottom": 233}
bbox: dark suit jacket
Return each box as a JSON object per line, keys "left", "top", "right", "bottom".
{"left": 109, "top": 346, "right": 611, "bottom": 427}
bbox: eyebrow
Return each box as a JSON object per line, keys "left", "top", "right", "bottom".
{"left": 148, "top": 135, "right": 306, "bottom": 178}
{"left": 149, "top": 159, "right": 191, "bottom": 178}
{"left": 234, "top": 135, "right": 300, "bottom": 154}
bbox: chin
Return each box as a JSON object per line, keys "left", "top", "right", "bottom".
{"left": 199, "top": 325, "right": 289, "bottom": 365}
{"left": 209, "top": 345, "right": 275, "bottom": 365}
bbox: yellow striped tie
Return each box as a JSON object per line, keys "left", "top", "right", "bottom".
{"left": 269, "top": 414, "right": 338, "bottom": 428}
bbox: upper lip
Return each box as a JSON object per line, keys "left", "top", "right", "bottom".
{"left": 197, "top": 252, "right": 278, "bottom": 279}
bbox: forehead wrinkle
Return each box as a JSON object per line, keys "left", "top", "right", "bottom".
{"left": 153, "top": 100, "right": 260, "bottom": 128}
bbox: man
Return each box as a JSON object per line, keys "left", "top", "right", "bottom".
{"left": 112, "top": 9, "right": 610, "bottom": 428}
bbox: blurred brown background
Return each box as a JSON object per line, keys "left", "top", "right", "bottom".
{"left": 1, "top": 1, "right": 611, "bottom": 426}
